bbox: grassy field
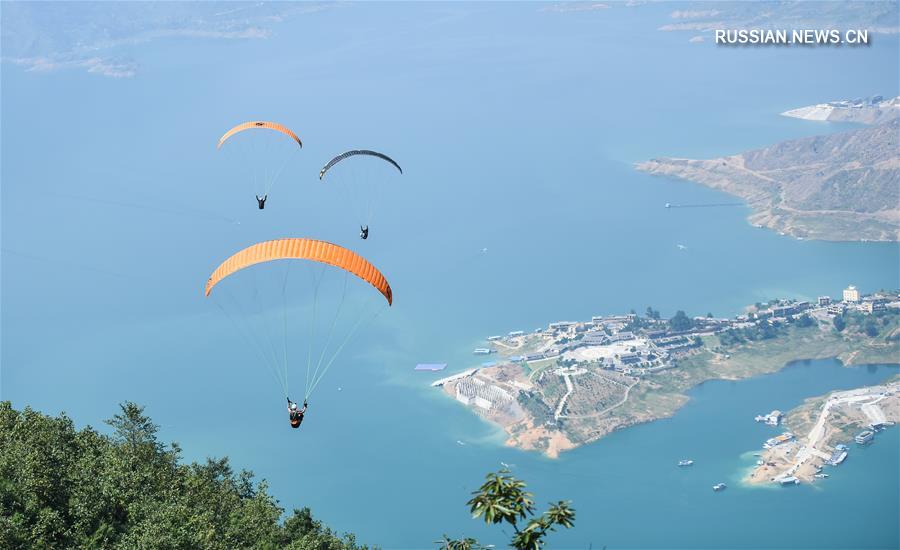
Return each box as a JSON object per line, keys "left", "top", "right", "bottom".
{"left": 525, "top": 357, "right": 558, "bottom": 380}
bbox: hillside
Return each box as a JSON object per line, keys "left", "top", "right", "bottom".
{"left": 636, "top": 119, "right": 900, "bottom": 241}
{"left": 0, "top": 401, "right": 367, "bottom": 549}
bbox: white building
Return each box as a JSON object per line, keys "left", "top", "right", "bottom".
{"left": 843, "top": 285, "right": 860, "bottom": 303}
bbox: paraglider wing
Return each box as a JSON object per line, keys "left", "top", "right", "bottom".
{"left": 217, "top": 121, "right": 303, "bottom": 149}
{"left": 205, "top": 238, "right": 392, "bottom": 305}
{"left": 319, "top": 150, "right": 402, "bottom": 180}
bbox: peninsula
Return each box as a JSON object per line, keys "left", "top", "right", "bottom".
{"left": 435, "top": 288, "right": 899, "bottom": 458}
{"left": 745, "top": 378, "right": 899, "bottom": 486}
{"left": 635, "top": 98, "right": 900, "bottom": 242}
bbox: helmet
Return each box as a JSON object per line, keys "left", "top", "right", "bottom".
{"left": 289, "top": 402, "right": 297, "bottom": 410}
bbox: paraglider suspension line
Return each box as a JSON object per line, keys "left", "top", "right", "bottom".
{"left": 306, "top": 297, "right": 385, "bottom": 399}
{"left": 306, "top": 271, "right": 349, "bottom": 398}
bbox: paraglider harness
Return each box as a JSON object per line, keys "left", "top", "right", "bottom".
{"left": 360, "top": 225, "right": 369, "bottom": 240}
{"left": 256, "top": 195, "right": 268, "bottom": 210}
{"left": 287, "top": 398, "right": 307, "bottom": 429}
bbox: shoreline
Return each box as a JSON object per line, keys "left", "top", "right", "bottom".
{"left": 744, "top": 379, "right": 900, "bottom": 486}
{"left": 435, "top": 293, "right": 899, "bottom": 458}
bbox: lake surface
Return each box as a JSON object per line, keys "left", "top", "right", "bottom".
{"left": 2, "top": 3, "right": 898, "bottom": 548}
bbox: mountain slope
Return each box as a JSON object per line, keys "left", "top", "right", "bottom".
{"left": 636, "top": 118, "right": 899, "bottom": 241}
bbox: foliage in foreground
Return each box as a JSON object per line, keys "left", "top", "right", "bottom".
{"left": 438, "top": 469, "right": 575, "bottom": 550}
{"left": 0, "top": 401, "right": 366, "bottom": 549}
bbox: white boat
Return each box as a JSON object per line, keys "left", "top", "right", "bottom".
{"left": 712, "top": 483, "right": 726, "bottom": 492}
{"left": 756, "top": 460, "right": 764, "bottom": 466}
{"left": 814, "top": 473, "right": 829, "bottom": 479}
{"left": 677, "top": 460, "right": 693, "bottom": 467}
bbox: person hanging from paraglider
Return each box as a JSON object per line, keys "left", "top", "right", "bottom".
{"left": 318, "top": 150, "right": 402, "bottom": 241}
{"left": 287, "top": 397, "right": 307, "bottom": 429}
{"left": 204, "top": 239, "right": 393, "bottom": 424}
{"left": 256, "top": 195, "right": 268, "bottom": 210}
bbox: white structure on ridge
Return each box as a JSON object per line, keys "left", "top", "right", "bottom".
{"left": 843, "top": 285, "right": 860, "bottom": 303}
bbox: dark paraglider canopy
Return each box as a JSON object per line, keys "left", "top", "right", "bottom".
{"left": 319, "top": 150, "right": 402, "bottom": 180}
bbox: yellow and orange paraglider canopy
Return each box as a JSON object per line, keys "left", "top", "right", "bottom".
{"left": 217, "top": 121, "right": 303, "bottom": 150}
{"left": 205, "top": 238, "right": 392, "bottom": 305}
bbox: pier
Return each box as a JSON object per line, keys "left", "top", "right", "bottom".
{"left": 430, "top": 368, "right": 479, "bottom": 387}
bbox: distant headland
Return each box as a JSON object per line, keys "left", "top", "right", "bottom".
{"left": 636, "top": 96, "right": 900, "bottom": 242}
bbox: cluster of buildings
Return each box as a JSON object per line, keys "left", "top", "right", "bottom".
{"left": 808, "top": 285, "right": 895, "bottom": 316}
{"left": 831, "top": 285, "right": 894, "bottom": 315}
{"left": 738, "top": 285, "right": 898, "bottom": 322}
{"left": 738, "top": 285, "right": 896, "bottom": 323}
{"left": 479, "top": 285, "right": 896, "bottom": 377}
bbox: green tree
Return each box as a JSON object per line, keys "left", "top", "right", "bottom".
{"left": 795, "top": 314, "right": 814, "bottom": 328}
{"left": 864, "top": 321, "right": 879, "bottom": 337}
{"left": 669, "top": 310, "right": 693, "bottom": 332}
{"left": 833, "top": 315, "right": 846, "bottom": 332}
{"left": 0, "top": 401, "right": 367, "bottom": 549}
{"left": 439, "top": 469, "right": 575, "bottom": 550}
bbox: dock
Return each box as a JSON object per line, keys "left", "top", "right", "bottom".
{"left": 415, "top": 363, "right": 448, "bottom": 372}
{"left": 431, "top": 368, "right": 479, "bottom": 387}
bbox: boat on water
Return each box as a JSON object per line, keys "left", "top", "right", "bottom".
{"left": 712, "top": 483, "right": 726, "bottom": 492}
{"left": 472, "top": 348, "right": 494, "bottom": 355}
{"left": 814, "top": 473, "right": 829, "bottom": 479}
{"left": 756, "top": 459, "right": 764, "bottom": 466}
{"left": 677, "top": 460, "right": 693, "bottom": 467}
{"left": 778, "top": 476, "right": 799, "bottom": 486}
{"left": 827, "top": 449, "right": 848, "bottom": 465}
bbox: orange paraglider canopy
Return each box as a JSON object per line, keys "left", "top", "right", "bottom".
{"left": 205, "top": 238, "right": 392, "bottom": 305}
{"left": 216, "top": 121, "right": 303, "bottom": 149}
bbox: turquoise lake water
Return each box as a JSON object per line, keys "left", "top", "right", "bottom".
{"left": 2, "top": 3, "right": 899, "bottom": 548}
